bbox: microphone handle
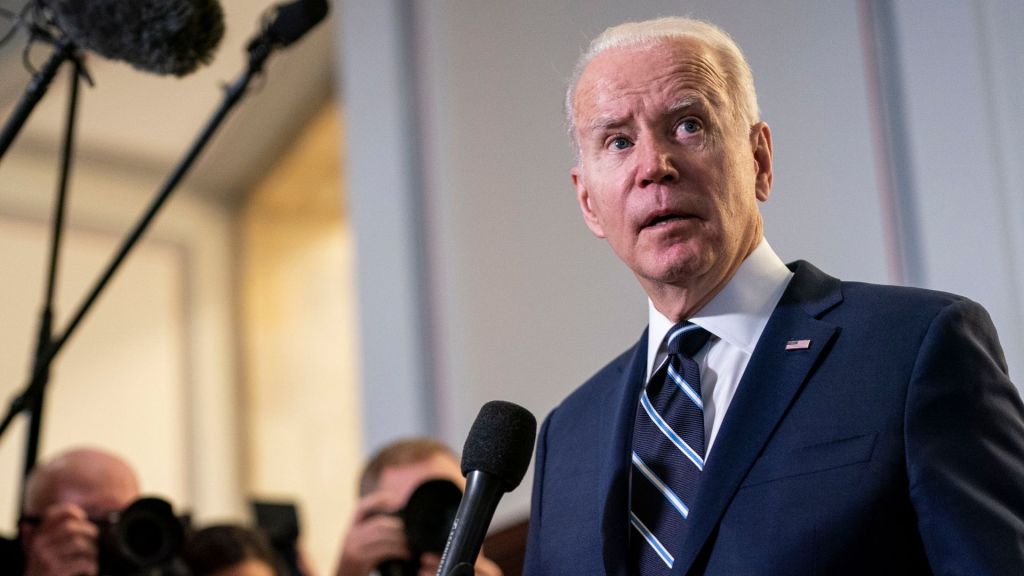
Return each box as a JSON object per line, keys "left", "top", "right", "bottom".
{"left": 436, "top": 471, "right": 504, "bottom": 576}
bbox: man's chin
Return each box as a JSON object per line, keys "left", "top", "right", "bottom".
{"left": 635, "top": 252, "right": 713, "bottom": 288}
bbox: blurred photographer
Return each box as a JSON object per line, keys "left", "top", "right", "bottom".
{"left": 333, "top": 438, "right": 501, "bottom": 576}
{"left": 183, "top": 524, "right": 281, "bottom": 576}
{"left": 18, "top": 447, "right": 139, "bottom": 576}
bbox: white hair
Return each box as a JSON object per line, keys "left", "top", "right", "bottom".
{"left": 566, "top": 17, "right": 761, "bottom": 155}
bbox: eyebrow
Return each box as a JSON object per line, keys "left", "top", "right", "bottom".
{"left": 584, "top": 95, "right": 712, "bottom": 135}
{"left": 584, "top": 115, "right": 629, "bottom": 136}
{"left": 667, "top": 95, "right": 709, "bottom": 115}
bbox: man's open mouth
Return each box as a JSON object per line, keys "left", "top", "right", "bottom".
{"left": 643, "top": 212, "right": 692, "bottom": 229}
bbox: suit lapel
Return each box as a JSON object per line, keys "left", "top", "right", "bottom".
{"left": 672, "top": 262, "right": 844, "bottom": 575}
{"left": 598, "top": 330, "right": 649, "bottom": 576}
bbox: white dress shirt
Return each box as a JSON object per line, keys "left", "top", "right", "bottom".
{"left": 646, "top": 238, "right": 793, "bottom": 456}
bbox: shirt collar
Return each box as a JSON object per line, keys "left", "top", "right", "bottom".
{"left": 646, "top": 238, "right": 793, "bottom": 376}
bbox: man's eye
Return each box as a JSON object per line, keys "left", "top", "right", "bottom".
{"left": 608, "top": 136, "right": 633, "bottom": 150}
{"left": 679, "top": 119, "right": 702, "bottom": 135}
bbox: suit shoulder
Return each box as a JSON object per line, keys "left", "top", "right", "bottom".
{"left": 838, "top": 281, "right": 989, "bottom": 323}
{"left": 792, "top": 260, "right": 980, "bottom": 314}
{"left": 791, "top": 260, "right": 975, "bottom": 308}
{"left": 788, "top": 260, "right": 992, "bottom": 332}
{"left": 841, "top": 280, "right": 973, "bottom": 309}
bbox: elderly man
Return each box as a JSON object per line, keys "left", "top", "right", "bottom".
{"left": 334, "top": 438, "right": 502, "bottom": 576}
{"left": 19, "top": 447, "right": 140, "bottom": 576}
{"left": 523, "top": 16, "right": 1024, "bottom": 576}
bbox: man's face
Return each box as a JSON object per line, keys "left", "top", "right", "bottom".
{"left": 24, "top": 450, "right": 139, "bottom": 521}
{"left": 571, "top": 38, "right": 772, "bottom": 305}
{"left": 50, "top": 476, "right": 138, "bottom": 520}
{"left": 20, "top": 450, "right": 140, "bottom": 563}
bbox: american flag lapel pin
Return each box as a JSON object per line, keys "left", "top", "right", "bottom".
{"left": 785, "top": 339, "right": 812, "bottom": 351}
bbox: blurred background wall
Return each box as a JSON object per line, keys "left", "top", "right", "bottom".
{"left": 1, "top": 1, "right": 1021, "bottom": 574}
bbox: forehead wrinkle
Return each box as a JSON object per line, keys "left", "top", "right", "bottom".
{"left": 572, "top": 40, "right": 737, "bottom": 147}
{"left": 578, "top": 84, "right": 649, "bottom": 138}
{"left": 683, "top": 52, "right": 729, "bottom": 92}
{"left": 664, "top": 57, "right": 729, "bottom": 114}
{"left": 682, "top": 53, "right": 740, "bottom": 127}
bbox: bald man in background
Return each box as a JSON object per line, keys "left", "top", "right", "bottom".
{"left": 18, "top": 447, "right": 140, "bottom": 576}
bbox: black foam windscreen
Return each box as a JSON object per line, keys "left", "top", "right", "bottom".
{"left": 44, "top": 0, "right": 224, "bottom": 76}
{"left": 460, "top": 400, "right": 537, "bottom": 492}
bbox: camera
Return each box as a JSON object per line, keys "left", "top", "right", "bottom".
{"left": 97, "top": 497, "right": 186, "bottom": 575}
{"left": 377, "top": 479, "right": 464, "bottom": 576}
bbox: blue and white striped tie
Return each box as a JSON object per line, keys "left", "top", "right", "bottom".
{"left": 630, "top": 322, "right": 712, "bottom": 574}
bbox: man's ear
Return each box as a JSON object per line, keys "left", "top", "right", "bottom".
{"left": 572, "top": 167, "right": 606, "bottom": 238}
{"left": 751, "top": 122, "right": 773, "bottom": 202}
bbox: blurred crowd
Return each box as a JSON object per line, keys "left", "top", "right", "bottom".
{"left": 2, "top": 440, "right": 504, "bottom": 576}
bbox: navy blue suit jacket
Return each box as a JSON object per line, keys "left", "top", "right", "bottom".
{"left": 524, "top": 261, "right": 1024, "bottom": 575}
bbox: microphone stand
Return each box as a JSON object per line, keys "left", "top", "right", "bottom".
{"left": 16, "top": 55, "right": 85, "bottom": 512}
{"left": 0, "top": 29, "right": 82, "bottom": 164}
{"left": 0, "top": 23, "right": 285, "bottom": 501}
{"left": 0, "top": 28, "right": 93, "bottom": 498}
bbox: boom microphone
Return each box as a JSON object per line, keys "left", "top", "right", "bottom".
{"left": 264, "top": 0, "right": 329, "bottom": 48}
{"left": 43, "top": 0, "right": 225, "bottom": 76}
{"left": 436, "top": 401, "right": 537, "bottom": 576}
{"left": 247, "top": 0, "right": 329, "bottom": 58}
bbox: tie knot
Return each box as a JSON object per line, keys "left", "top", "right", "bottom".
{"left": 665, "top": 322, "right": 711, "bottom": 358}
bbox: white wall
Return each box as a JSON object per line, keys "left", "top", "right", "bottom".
{"left": 340, "top": 0, "right": 1024, "bottom": 529}
{"left": 0, "top": 148, "right": 241, "bottom": 534}
{"left": 239, "top": 105, "right": 361, "bottom": 575}
{"left": 891, "top": 0, "right": 1024, "bottom": 379}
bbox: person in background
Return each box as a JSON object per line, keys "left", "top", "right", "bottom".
{"left": 334, "top": 438, "right": 502, "bottom": 576}
{"left": 19, "top": 447, "right": 140, "bottom": 576}
{"left": 183, "top": 524, "right": 281, "bottom": 576}
{"left": 523, "top": 15, "right": 1024, "bottom": 575}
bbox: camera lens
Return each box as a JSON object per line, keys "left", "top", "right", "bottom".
{"left": 99, "top": 497, "right": 184, "bottom": 574}
{"left": 401, "top": 479, "right": 463, "bottom": 554}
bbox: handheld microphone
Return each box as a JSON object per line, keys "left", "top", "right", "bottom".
{"left": 43, "top": 0, "right": 225, "bottom": 76}
{"left": 436, "top": 401, "right": 537, "bottom": 576}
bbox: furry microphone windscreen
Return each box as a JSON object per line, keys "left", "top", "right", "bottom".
{"left": 45, "top": 0, "right": 225, "bottom": 76}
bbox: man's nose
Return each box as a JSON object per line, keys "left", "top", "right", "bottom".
{"left": 636, "top": 136, "right": 679, "bottom": 187}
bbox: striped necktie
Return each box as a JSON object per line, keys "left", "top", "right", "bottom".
{"left": 630, "top": 322, "right": 712, "bottom": 574}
